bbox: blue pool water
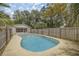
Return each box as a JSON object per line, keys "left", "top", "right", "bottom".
{"left": 21, "top": 34, "right": 59, "bottom": 52}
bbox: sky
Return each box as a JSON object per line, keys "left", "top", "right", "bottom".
{"left": 1, "top": 3, "right": 47, "bottom": 18}
{"left": 4, "top": 3, "right": 47, "bottom": 15}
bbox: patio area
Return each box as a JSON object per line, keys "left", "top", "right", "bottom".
{"left": 2, "top": 34, "right": 79, "bottom": 56}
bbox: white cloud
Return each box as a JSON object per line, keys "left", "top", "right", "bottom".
{"left": 26, "top": 8, "right": 30, "bottom": 11}
{"left": 32, "top": 5, "right": 36, "bottom": 10}
{"left": 4, "top": 8, "right": 14, "bottom": 18}
{"left": 41, "top": 4, "right": 44, "bottom": 7}
{"left": 31, "top": 3, "right": 40, "bottom": 10}
{"left": 18, "top": 6, "right": 24, "bottom": 11}
{"left": 31, "top": 3, "right": 45, "bottom": 11}
{"left": 5, "top": 8, "right": 12, "bottom": 13}
{"left": 22, "top": 4, "right": 26, "bottom": 6}
{"left": 13, "top": 5, "right": 17, "bottom": 8}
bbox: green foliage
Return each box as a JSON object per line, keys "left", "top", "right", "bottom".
{"left": 0, "top": 11, "right": 14, "bottom": 26}
{"left": 66, "top": 3, "right": 79, "bottom": 27}
{"left": 0, "top": 3, "right": 14, "bottom": 26}
{"left": 32, "top": 22, "right": 47, "bottom": 29}
{"left": 0, "top": 18, "right": 14, "bottom": 26}
{"left": 71, "top": 3, "right": 79, "bottom": 26}
{"left": 13, "top": 3, "right": 79, "bottom": 28}
{"left": 0, "top": 3, "right": 10, "bottom": 7}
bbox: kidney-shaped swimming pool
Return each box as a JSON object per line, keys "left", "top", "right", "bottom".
{"left": 20, "top": 34, "right": 59, "bottom": 52}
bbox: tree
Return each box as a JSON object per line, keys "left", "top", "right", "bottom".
{"left": 43, "top": 3, "right": 67, "bottom": 28}
{"left": 0, "top": 11, "right": 14, "bottom": 26}
{"left": 0, "top": 3, "right": 10, "bottom": 8}
{"left": 13, "top": 10, "right": 31, "bottom": 26}
{"left": 68, "top": 3, "right": 79, "bottom": 27}
{"left": 0, "top": 3, "right": 14, "bottom": 26}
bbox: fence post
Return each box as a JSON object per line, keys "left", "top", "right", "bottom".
{"left": 48, "top": 28, "right": 49, "bottom": 36}
{"left": 59, "top": 28, "right": 61, "bottom": 39}
{"left": 76, "top": 15, "right": 79, "bottom": 41}
{"left": 5, "top": 27, "right": 8, "bottom": 45}
{"left": 10, "top": 29, "right": 12, "bottom": 39}
{"left": 30, "top": 28, "right": 31, "bottom": 33}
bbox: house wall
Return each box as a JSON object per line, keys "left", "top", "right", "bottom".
{"left": 13, "top": 27, "right": 30, "bottom": 33}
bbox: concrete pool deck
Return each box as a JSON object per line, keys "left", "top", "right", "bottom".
{"left": 2, "top": 33, "right": 79, "bottom": 56}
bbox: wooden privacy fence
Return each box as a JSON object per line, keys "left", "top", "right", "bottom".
{"left": 30, "top": 27, "right": 79, "bottom": 41}
{"left": 0, "top": 27, "right": 12, "bottom": 55}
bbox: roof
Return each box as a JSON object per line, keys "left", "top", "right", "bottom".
{"left": 14, "top": 24, "right": 30, "bottom": 28}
